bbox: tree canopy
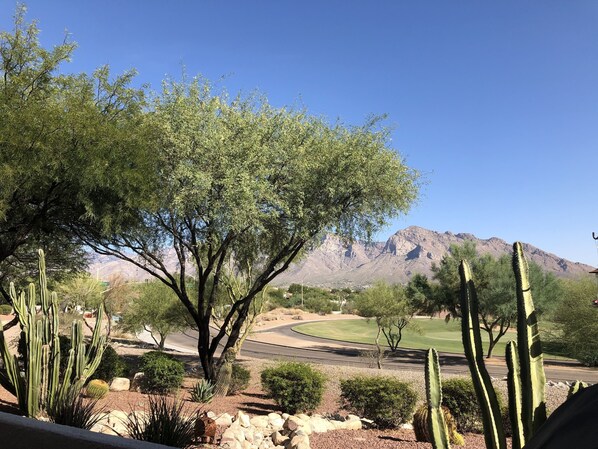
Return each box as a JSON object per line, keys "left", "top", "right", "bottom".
{"left": 1, "top": 9, "right": 419, "bottom": 381}
{"left": 81, "top": 79, "right": 420, "bottom": 380}
{"left": 0, "top": 8, "right": 149, "bottom": 306}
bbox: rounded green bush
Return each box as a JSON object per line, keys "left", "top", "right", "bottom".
{"left": 91, "top": 345, "right": 128, "bottom": 382}
{"left": 141, "top": 351, "right": 185, "bottom": 394}
{"left": 441, "top": 378, "right": 481, "bottom": 432}
{"left": 441, "top": 377, "right": 506, "bottom": 433}
{"left": 228, "top": 363, "right": 251, "bottom": 396}
{"left": 260, "top": 362, "right": 325, "bottom": 414}
{"left": 340, "top": 376, "right": 418, "bottom": 428}
{"left": 0, "top": 304, "right": 13, "bottom": 315}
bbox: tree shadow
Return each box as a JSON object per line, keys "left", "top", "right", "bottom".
{"left": 239, "top": 401, "right": 279, "bottom": 415}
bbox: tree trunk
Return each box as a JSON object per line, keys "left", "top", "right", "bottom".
{"left": 213, "top": 348, "right": 236, "bottom": 397}
{"left": 375, "top": 325, "right": 383, "bottom": 369}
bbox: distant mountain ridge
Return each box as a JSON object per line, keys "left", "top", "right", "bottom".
{"left": 89, "top": 226, "right": 596, "bottom": 288}
{"left": 270, "top": 226, "right": 595, "bottom": 288}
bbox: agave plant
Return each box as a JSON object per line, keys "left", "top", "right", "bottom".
{"left": 189, "top": 379, "right": 215, "bottom": 404}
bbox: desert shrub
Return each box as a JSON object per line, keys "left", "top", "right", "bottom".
{"left": 228, "top": 363, "right": 251, "bottom": 395}
{"left": 141, "top": 351, "right": 185, "bottom": 394}
{"left": 261, "top": 362, "right": 325, "bottom": 414}
{"left": 126, "top": 395, "right": 196, "bottom": 448}
{"left": 340, "top": 376, "right": 418, "bottom": 428}
{"left": 303, "top": 296, "right": 334, "bottom": 314}
{"left": 441, "top": 378, "right": 481, "bottom": 432}
{"left": 0, "top": 304, "right": 12, "bottom": 315}
{"left": 441, "top": 377, "right": 509, "bottom": 434}
{"left": 190, "top": 379, "right": 215, "bottom": 403}
{"left": 47, "top": 387, "right": 104, "bottom": 430}
{"left": 90, "top": 345, "right": 128, "bottom": 382}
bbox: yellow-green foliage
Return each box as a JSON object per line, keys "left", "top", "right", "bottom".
{"left": 86, "top": 379, "right": 109, "bottom": 399}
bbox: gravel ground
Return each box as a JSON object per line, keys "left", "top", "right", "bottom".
{"left": 0, "top": 333, "right": 571, "bottom": 449}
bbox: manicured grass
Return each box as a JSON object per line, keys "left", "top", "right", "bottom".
{"left": 293, "top": 317, "right": 513, "bottom": 356}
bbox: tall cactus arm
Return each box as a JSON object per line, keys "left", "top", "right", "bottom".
{"left": 459, "top": 260, "right": 506, "bottom": 449}
{"left": 513, "top": 242, "right": 547, "bottom": 437}
{"left": 506, "top": 341, "right": 525, "bottom": 449}
{"left": 425, "top": 348, "right": 451, "bottom": 449}
{"left": 0, "top": 328, "right": 19, "bottom": 396}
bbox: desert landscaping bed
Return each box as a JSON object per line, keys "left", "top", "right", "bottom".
{"left": 0, "top": 345, "right": 567, "bottom": 449}
{"left": 0, "top": 313, "right": 572, "bottom": 449}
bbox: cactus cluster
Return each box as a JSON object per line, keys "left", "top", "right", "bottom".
{"left": 424, "top": 242, "right": 586, "bottom": 449}
{"left": 455, "top": 242, "right": 548, "bottom": 449}
{"left": 0, "top": 250, "right": 107, "bottom": 418}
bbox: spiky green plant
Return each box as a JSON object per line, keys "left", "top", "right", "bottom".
{"left": 0, "top": 250, "right": 107, "bottom": 418}
{"left": 126, "top": 395, "right": 197, "bottom": 448}
{"left": 46, "top": 385, "right": 104, "bottom": 430}
{"left": 189, "top": 379, "right": 215, "bottom": 404}
{"left": 567, "top": 380, "right": 587, "bottom": 399}
{"left": 414, "top": 403, "right": 464, "bottom": 446}
{"left": 511, "top": 242, "right": 547, "bottom": 442}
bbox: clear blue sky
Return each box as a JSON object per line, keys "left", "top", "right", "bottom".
{"left": 2, "top": 1, "right": 597, "bottom": 266}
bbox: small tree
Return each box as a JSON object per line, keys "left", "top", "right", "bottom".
{"left": 354, "top": 281, "right": 415, "bottom": 368}
{"left": 119, "top": 281, "right": 188, "bottom": 349}
{"left": 57, "top": 274, "right": 104, "bottom": 312}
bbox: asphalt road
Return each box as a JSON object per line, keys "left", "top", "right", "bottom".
{"left": 164, "top": 322, "right": 598, "bottom": 383}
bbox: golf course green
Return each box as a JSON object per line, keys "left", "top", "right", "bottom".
{"left": 293, "top": 317, "right": 512, "bottom": 356}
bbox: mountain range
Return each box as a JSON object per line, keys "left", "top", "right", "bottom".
{"left": 270, "top": 226, "right": 595, "bottom": 288}
{"left": 89, "top": 226, "right": 596, "bottom": 288}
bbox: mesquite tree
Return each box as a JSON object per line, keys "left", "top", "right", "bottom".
{"left": 81, "top": 79, "right": 420, "bottom": 381}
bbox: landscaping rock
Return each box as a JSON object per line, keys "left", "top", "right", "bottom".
{"left": 130, "top": 372, "right": 144, "bottom": 392}
{"left": 216, "top": 412, "right": 234, "bottom": 426}
{"left": 110, "top": 377, "right": 130, "bottom": 392}
{"left": 283, "top": 416, "right": 305, "bottom": 432}
{"left": 251, "top": 415, "right": 270, "bottom": 429}
{"left": 268, "top": 413, "right": 285, "bottom": 430}
{"left": 237, "top": 411, "right": 252, "bottom": 428}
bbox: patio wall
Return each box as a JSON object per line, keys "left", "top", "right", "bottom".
{"left": 0, "top": 411, "right": 171, "bottom": 449}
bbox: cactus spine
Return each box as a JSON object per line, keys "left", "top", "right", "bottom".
{"left": 459, "top": 260, "right": 506, "bottom": 449}
{"left": 425, "top": 348, "right": 451, "bottom": 449}
{"left": 0, "top": 250, "right": 107, "bottom": 418}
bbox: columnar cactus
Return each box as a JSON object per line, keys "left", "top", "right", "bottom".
{"left": 512, "top": 242, "right": 547, "bottom": 439}
{"left": 0, "top": 250, "right": 107, "bottom": 418}
{"left": 424, "top": 348, "right": 451, "bottom": 449}
{"left": 457, "top": 242, "right": 564, "bottom": 449}
{"left": 459, "top": 260, "right": 506, "bottom": 449}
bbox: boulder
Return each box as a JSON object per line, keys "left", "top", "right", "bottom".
{"left": 110, "top": 377, "right": 130, "bottom": 392}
